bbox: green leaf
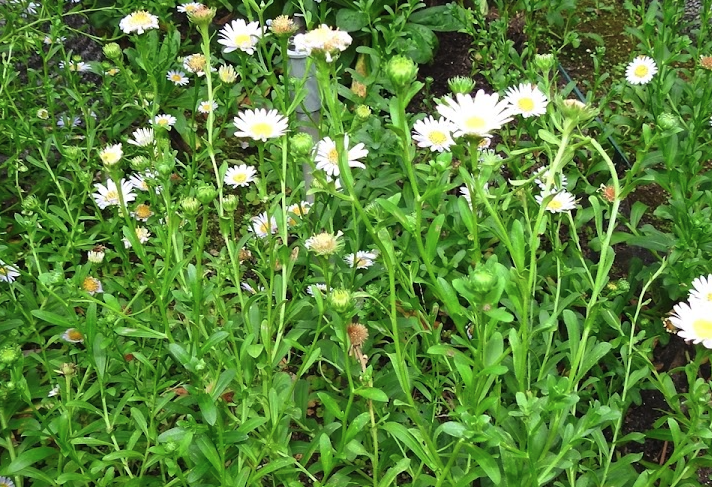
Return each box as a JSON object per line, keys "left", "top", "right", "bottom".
{"left": 114, "top": 327, "right": 167, "bottom": 339}
{"left": 168, "top": 343, "right": 191, "bottom": 367}
{"left": 210, "top": 368, "right": 236, "bottom": 401}
{"left": 201, "top": 330, "right": 229, "bottom": 354}
{"left": 355, "top": 387, "right": 389, "bottom": 402}
{"left": 425, "top": 214, "right": 445, "bottom": 262}
{"left": 31, "top": 310, "right": 73, "bottom": 327}
{"left": 317, "top": 392, "right": 344, "bottom": 420}
{"left": 103, "top": 450, "right": 144, "bottom": 461}
{"left": 537, "top": 129, "right": 561, "bottom": 146}
{"left": 319, "top": 433, "right": 334, "bottom": 476}
{"left": 408, "top": 5, "right": 465, "bottom": 31}
{"left": 196, "top": 434, "right": 223, "bottom": 474}
{"left": 336, "top": 8, "right": 369, "bottom": 31}
{"left": 440, "top": 422, "right": 468, "bottom": 438}
{"left": 469, "top": 444, "right": 501, "bottom": 483}
{"left": 378, "top": 457, "right": 411, "bottom": 487}
{"left": 197, "top": 392, "right": 218, "bottom": 426}
{"left": 130, "top": 407, "right": 149, "bottom": 439}
{"left": 509, "top": 220, "right": 526, "bottom": 270}
{"left": 1, "top": 447, "right": 56, "bottom": 475}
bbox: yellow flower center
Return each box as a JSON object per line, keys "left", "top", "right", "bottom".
{"left": 327, "top": 148, "right": 339, "bottom": 164}
{"left": 235, "top": 34, "right": 252, "bottom": 46}
{"left": 548, "top": 199, "right": 563, "bottom": 211}
{"left": 692, "top": 318, "right": 712, "bottom": 339}
{"left": 133, "top": 11, "right": 152, "bottom": 24}
{"left": 517, "top": 97, "right": 535, "bottom": 112}
{"left": 134, "top": 204, "right": 152, "bottom": 219}
{"left": 251, "top": 122, "right": 273, "bottom": 138}
{"left": 67, "top": 329, "right": 84, "bottom": 341}
{"left": 157, "top": 119, "right": 169, "bottom": 127}
{"left": 105, "top": 190, "right": 118, "bottom": 201}
{"left": 232, "top": 173, "right": 247, "bottom": 184}
{"left": 428, "top": 131, "right": 448, "bottom": 145}
{"left": 259, "top": 222, "right": 270, "bottom": 234}
{"left": 0, "top": 267, "right": 7, "bottom": 276}
{"left": 171, "top": 74, "right": 183, "bottom": 82}
{"left": 201, "top": 103, "right": 212, "bottom": 112}
{"left": 464, "top": 116, "right": 486, "bottom": 130}
{"left": 706, "top": 292, "right": 712, "bottom": 301}
{"left": 634, "top": 65, "right": 649, "bottom": 78}
{"left": 82, "top": 277, "right": 100, "bottom": 293}
{"left": 186, "top": 55, "right": 207, "bottom": 72}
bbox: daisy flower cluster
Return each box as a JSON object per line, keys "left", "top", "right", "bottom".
{"left": 669, "top": 274, "right": 712, "bottom": 348}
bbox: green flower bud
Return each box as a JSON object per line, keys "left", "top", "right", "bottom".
{"left": 469, "top": 268, "right": 498, "bottom": 293}
{"left": 386, "top": 55, "right": 418, "bottom": 90}
{"left": 0, "top": 345, "right": 21, "bottom": 365}
{"left": 22, "top": 195, "right": 39, "bottom": 212}
{"left": 188, "top": 6, "right": 216, "bottom": 27}
{"left": 196, "top": 185, "right": 217, "bottom": 205}
{"left": 222, "top": 194, "right": 238, "bottom": 212}
{"left": 355, "top": 105, "right": 371, "bottom": 120}
{"left": 63, "top": 146, "right": 83, "bottom": 160}
{"left": 165, "top": 441, "right": 178, "bottom": 452}
{"left": 181, "top": 197, "right": 201, "bottom": 216}
{"left": 534, "top": 53, "right": 556, "bottom": 73}
{"left": 558, "top": 97, "right": 597, "bottom": 125}
{"left": 328, "top": 288, "right": 354, "bottom": 313}
{"left": 448, "top": 75, "right": 475, "bottom": 94}
{"left": 130, "top": 156, "right": 151, "bottom": 172}
{"left": 657, "top": 112, "right": 680, "bottom": 131}
{"left": 103, "top": 42, "right": 123, "bottom": 61}
{"left": 156, "top": 163, "right": 172, "bottom": 178}
{"left": 290, "top": 132, "right": 314, "bottom": 157}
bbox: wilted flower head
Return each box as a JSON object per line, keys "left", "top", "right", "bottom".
{"left": 82, "top": 276, "right": 103, "bottom": 295}
{"left": 293, "top": 25, "right": 352, "bottom": 62}
{"left": 305, "top": 231, "right": 343, "bottom": 256}
{"left": 119, "top": 11, "right": 159, "bottom": 35}
{"left": 218, "top": 64, "right": 237, "bottom": 83}
{"left": 700, "top": 55, "right": 712, "bottom": 71}
{"left": 99, "top": 143, "right": 123, "bottom": 167}
{"left": 270, "top": 15, "right": 297, "bottom": 36}
{"left": 347, "top": 323, "right": 369, "bottom": 347}
{"left": 183, "top": 53, "right": 211, "bottom": 76}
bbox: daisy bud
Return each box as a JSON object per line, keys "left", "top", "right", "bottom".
{"left": 0, "top": 345, "right": 21, "bottom": 365}
{"left": 22, "top": 195, "right": 39, "bottom": 211}
{"left": 559, "top": 98, "right": 597, "bottom": 125}
{"left": 156, "top": 163, "right": 172, "bottom": 178}
{"left": 188, "top": 6, "right": 216, "bottom": 26}
{"left": 328, "top": 288, "right": 354, "bottom": 313}
{"left": 57, "top": 362, "right": 77, "bottom": 376}
{"left": 534, "top": 53, "right": 556, "bottom": 73}
{"left": 36, "top": 108, "right": 49, "bottom": 119}
{"left": 290, "top": 132, "right": 314, "bottom": 157}
{"left": 448, "top": 75, "right": 475, "bottom": 95}
{"left": 196, "top": 184, "right": 217, "bottom": 204}
{"left": 63, "top": 146, "right": 82, "bottom": 160}
{"left": 657, "top": 112, "right": 680, "bottom": 132}
{"left": 469, "top": 268, "right": 498, "bottom": 293}
{"left": 386, "top": 55, "right": 418, "bottom": 90}
{"left": 355, "top": 105, "right": 371, "bottom": 120}
{"left": 130, "top": 155, "right": 151, "bottom": 171}
{"left": 218, "top": 64, "right": 237, "bottom": 84}
{"left": 222, "top": 194, "right": 238, "bottom": 212}
{"left": 103, "top": 42, "right": 122, "bottom": 61}
{"left": 181, "top": 197, "right": 201, "bottom": 216}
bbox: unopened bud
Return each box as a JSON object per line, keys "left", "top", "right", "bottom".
{"left": 103, "top": 42, "right": 122, "bottom": 61}
{"left": 448, "top": 75, "right": 475, "bottom": 94}
{"left": 469, "top": 268, "right": 498, "bottom": 293}
{"left": 328, "top": 288, "right": 354, "bottom": 313}
{"left": 386, "top": 55, "right": 418, "bottom": 90}
{"left": 222, "top": 194, "right": 238, "bottom": 212}
{"left": 196, "top": 184, "right": 217, "bottom": 204}
{"left": 290, "top": 132, "right": 314, "bottom": 156}
{"left": 181, "top": 197, "right": 201, "bottom": 216}
{"left": 355, "top": 105, "right": 371, "bottom": 120}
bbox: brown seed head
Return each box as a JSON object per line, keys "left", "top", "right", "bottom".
{"left": 347, "top": 323, "right": 369, "bottom": 347}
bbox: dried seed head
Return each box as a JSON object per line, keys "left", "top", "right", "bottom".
{"left": 347, "top": 323, "right": 369, "bottom": 347}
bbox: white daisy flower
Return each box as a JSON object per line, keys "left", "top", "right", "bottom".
{"left": 119, "top": 10, "right": 159, "bottom": 35}
{"left": 167, "top": 70, "right": 189, "bottom": 86}
{"left": 61, "top": 328, "right": 84, "bottom": 344}
{"left": 250, "top": 212, "right": 278, "bottom": 238}
{"left": 81, "top": 276, "right": 103, "bottom": 295}
{"left": 127, "top": 128, "right": 154, "bottom": 147}
{"left": 59, "top": 60, "right": 91, "bottom": 73}
{"left": 307, "top": 283, "right": 330, "bottom": 296}
{"left": 689, "top": 274, "right": 712, "bottom": 303}
{"left": 182, "top": 53, "right": 214, "bottom": 77}
{"left": 218, "top": 64, "right": 238, "bottom": 83}
{"left": 625, "top": 55, "right": 658, "bottom": 85}
{"left": 504, "top": 83, "right": 549, "bottom": 118}
{"left": 99, "top": 143, "right": 123, "bottom": 167}
{"left": 131, "top": 203, "right": 154, "bottom": 221}
{"left": 534, "top": 166, "right": 568, "bottom": 192}
{"left": 233, "top": 108, "right": 288, "bottom": 141}
{"left": 0, "top": 260, "right": 20, "bottom": 283}
{"left": 412, "top": 116, "right": 456, "bottom": 152}
{"left": 152, "top": 114, "right": 177, "bottom": 129}
{"left": 92, "top": 178, "right": 136, "bottom": 209}
{"left": 177, "top": 2, "right": 204, "bottom": 13}
{"left": 129, "top": 171, "right": 161, "bottom": 194}
{"left": 197, "top": 100, "right": 218, "bottom": 114}
{"left": 224, "top": 164, "right": 257, "bottom": 188}
{"left": 287, "top": 201, "right": 312, "bottom": 225}
{"left": 670, "top": 299, "right": 712, "bottom": 348}
{"left": 305, "top": 231, "right": 343, "bottom": 256}
{"left": 218, "top": 19, "right": 263, "bottom": 55}
{"left": 344, "top": 250, "right": 378, "bottom": 269}
{"left": 535, "top": 190, "right": 576, "bottom": 213}
{"left": 315, "top": 135, "right": 368, "bottom": 177}
{"left": 436, "top": 90, "right": 514, "bottom": 138}
{"left": 292, "top": 25, "right": 352, "bottom": 62}
{"left": 123, "top": 227, "right": 151, "bottom": 248}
